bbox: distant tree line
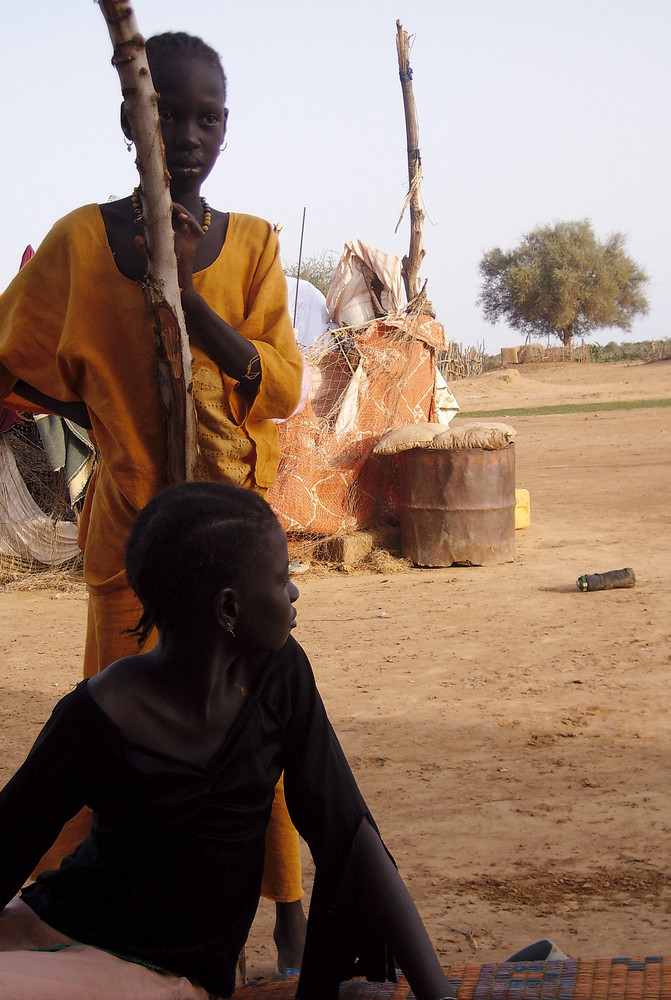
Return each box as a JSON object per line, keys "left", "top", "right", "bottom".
{"left": 482, "top": 339, "right": 670, "bottom": 370}
{"left": 589, "top": 339, "right": 670, "bottom": 362}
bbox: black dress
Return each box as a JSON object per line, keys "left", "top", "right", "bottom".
{"left": 0, "top": 636, "right": 395, "bottom": 998}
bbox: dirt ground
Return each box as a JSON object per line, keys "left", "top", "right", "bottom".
{"left": 1, "top": 359, "right": 670, "bottom": 977}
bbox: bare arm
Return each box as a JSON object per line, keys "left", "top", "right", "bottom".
{"left": 355, "top": 819, "right": 455, "bottom": 1000}
{"left": 172, "top": 205, "right": 260, "bottom": 401}
{"left": 12, "top": 380, "right": 92, "bottom": 429}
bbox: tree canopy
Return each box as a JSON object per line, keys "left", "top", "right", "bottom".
{"left": 478, "top": 220, "right": 649, "bottom": 348}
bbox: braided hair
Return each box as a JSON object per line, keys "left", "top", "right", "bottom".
{"left": 126, "top": 482, "right": 278, "bottom": 645}
{"left": 145, "top": 31, "right": 227, "bottom": 93}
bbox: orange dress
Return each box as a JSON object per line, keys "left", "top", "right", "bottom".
{"left": 0, "top": 204, "right": 304, "bottom": 901}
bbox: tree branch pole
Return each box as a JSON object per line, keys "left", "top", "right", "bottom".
{"left": 395, "top": 20, "right": 432, "bottom": 314}
{"left": 97, "top": 0, "right": 197, "bottom": 483}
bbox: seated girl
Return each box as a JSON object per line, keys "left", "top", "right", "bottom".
{"left": 0, "top": 481, "right": 454, "bottom": 1000}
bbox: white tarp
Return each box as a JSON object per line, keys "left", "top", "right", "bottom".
{"left": 285, "top": 276, "right": 338, "bottom": 351}
{"left": 434, "top": 369, "right": 460, "bottom": 425}
{"left": 0, "top": 437, "right": 80, "bottom": 564}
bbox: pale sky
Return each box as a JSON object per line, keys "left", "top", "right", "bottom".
{"left": 2, "top": 0, "right": 669, "bottom": 355}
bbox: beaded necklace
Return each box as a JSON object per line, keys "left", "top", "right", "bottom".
{"left": 131, "top": 187, "right": 212, "bottom": 233}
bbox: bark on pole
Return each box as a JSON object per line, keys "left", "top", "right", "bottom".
{"left": 395, "top": 20, "right": 432, "bottom": 314}
{"left": 98, "top": 0, "right": 197, "bottom": 483}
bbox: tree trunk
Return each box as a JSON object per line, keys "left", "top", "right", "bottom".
{"left": 561, "top": 324, "right": 573, "bottom": 351}
{"left": 395, "top": 20, "right": 432, "bottom": 314}
{"left": 97, "top": 0, "right": 197, "bottom": 484}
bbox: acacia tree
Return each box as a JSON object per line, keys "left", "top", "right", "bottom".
{"left": 478, "top": 219, "right": 649, "bottom": 349}
{"left": 285, "top": 251, "right": 338, "bottom": 298}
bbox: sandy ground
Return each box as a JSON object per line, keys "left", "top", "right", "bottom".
{"left": 1, "top": 359, "right": 670, "bottom": 978}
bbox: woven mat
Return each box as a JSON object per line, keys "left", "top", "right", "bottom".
{"left": 234, "top": 956, "right": 671, "bottom": 999}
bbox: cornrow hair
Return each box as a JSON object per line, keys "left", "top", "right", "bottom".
{"left": 126, "top": 481, "right": 278, "bottom": 645}
{"left": 145, "top": 31, "right": 227, "bottom": 91}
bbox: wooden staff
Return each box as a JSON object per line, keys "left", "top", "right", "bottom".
{"left": 395, "top": 20, "right": 432, "bottom": 314}
{"left": 98, "top": 0, "right": 197, "bottom": 483}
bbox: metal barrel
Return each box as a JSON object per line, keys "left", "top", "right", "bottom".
{"left": 396, "top": 443, "right": 516, "bottom": 567}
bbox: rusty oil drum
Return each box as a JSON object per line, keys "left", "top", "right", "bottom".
{"left": 396, "top": 443, "right": 516, "bottom": 566}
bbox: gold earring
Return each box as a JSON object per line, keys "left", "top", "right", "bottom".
{"left": 226, "top": 622, "right": 236, "bottom": 638}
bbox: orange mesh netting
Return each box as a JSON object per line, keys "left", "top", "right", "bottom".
{"left": 267, "top": 313, "right": 447, "bottom": 536}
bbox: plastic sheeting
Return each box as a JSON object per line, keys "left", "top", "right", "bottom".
{"left": 34, "top": 414, "right": 96, "bottom": 505}
{"left": 434, "top": 369, "right": 460, "bottom": 425}
{"left": 0, "top": 437, "right": 80, "bottom": 565}
{"left": 285, "top": 276, "right": 338, "bottom": 351}
{"left": 325, "top": 240, "right": 404, "bottom": 327}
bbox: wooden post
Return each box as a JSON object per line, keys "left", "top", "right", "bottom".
{"left": 395, "top": 20, "right": 432, "bottom": 315}
{"left": 98, "top": 0, "right": 197, "bottom": 483}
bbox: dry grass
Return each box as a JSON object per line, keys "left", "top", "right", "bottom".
{"left": 287, "top": 523, "right": 412, "bottom": 577}
{"left": 0, "top": 555, "right": 84, "bottom": 592}
{"left": 360, "top": 546, "right": 413, "bottom": 574}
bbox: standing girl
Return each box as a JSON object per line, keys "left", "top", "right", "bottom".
{"left": 0, "top": 32, "right": 305, "bottom": 971}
